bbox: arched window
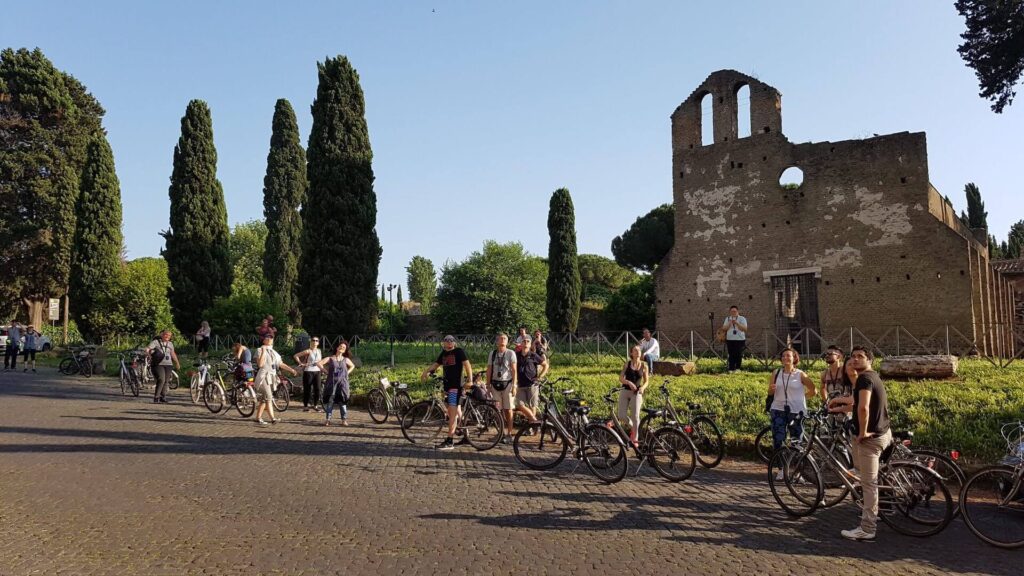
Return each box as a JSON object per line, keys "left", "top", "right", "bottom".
{"left": 736, "top": 84, "right": 751, "bottom": 139}
{"left": 700, "top": 92, "right": 713, "bottom": 146}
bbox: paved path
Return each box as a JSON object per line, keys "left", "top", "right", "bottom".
{"left": 0, "top": 370, "right": 1015, "bottom": 575}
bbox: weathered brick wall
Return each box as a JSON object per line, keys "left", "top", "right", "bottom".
{"left": 656, "top": 70, "right": 1011, "bottom": 354}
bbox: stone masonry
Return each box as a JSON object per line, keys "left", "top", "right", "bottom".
{"left": 655, "top": 70, "right": 1015, "bottom": 356}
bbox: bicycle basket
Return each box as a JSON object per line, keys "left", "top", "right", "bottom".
{"left": 1002, "top": 421, "right": 1024, "bottom": 459}
{"left": 379, "top": 377, "right": 391, "bottom": 390}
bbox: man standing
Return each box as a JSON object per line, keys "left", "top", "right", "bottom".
{"left": 421, "top": 335, "right": 473, "bottom": 451}
{"left": 486, "top": 333, "right": 518, "bottom": 443}
{"left": 4, "top": 321, "right": 21, "bottom": 371}
{"left": 514, "top": 335, "right": 546, "bottom": 434}
{"left": 836, "top": 346, "right": 891, "bottom": 542}
{"left": 639, "top": 328, "right": 660, "bottom": 375}
{"left": 146, "top": 330, "right": 181, "bottom": 403}
{"left": 722, "top": 306, "right": 747, "bottom": 372}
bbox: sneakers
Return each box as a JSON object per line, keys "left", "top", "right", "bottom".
{"left": 840, "top": 527, "right": 875, "bottom": 541}
{"left": 454, "top": 436, "right": 471, "bottom": 446}
{"left": 258, "top": 419, "right": 269, "bottom": 426}
{"left": 341, "top": 419, "right": 349, "bottom": 426}
{"left": 437, "top": 438, "right": 455, "bottom": 451}
{"left": 271, "top": 418, "right": 280, "bottom": 425}
{"left": 775, "top": 469, "right": 785, "bottom": 481}
{"left": 501, "top": 436, "right": 512, "bottom": 445}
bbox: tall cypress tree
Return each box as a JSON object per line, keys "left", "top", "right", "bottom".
{"left": 299, "top": 56, "right": 381, "bottom": 336}
{"left": 262, "top": 99, "right": 307, "bottom": 324}
{"left": 964, "top": 182, "right": 988, "bottom": 229}
{"left": 161, "top": 100, "right": 232, "bottom": 333}
{"left": 406, "top": 256, "right": 437, "bottom": 313}
{"left": 546, "top": 188, "right": 581, "bottom": 332}
{"left": 70, "top": 134, "right": 124, "bottom": 339}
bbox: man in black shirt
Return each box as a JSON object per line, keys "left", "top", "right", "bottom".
{"left": 833, "top": 346, "right": 892, "bottom": 542}
{"left": 421, "top": 335, "right": 473, "bottom": 450}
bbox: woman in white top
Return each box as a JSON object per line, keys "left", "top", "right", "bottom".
{"left": 767, "top": 347, "right": 816, "bottom": 451}
{"left": 294, "top": 337, "right": 324, "bottom": 412}
{"left": 194, "top": 320, "right": 211, "bottom": 359}
{"left": 254, "top": 334, "right": 298, "bottom": 426}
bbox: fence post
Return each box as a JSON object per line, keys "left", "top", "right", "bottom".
{"left": 896, "top": 326, "right": 901, "bottom": 356}
{"left": 690, "top": 330, "right": 694, "bottom": 360}
{"left": 945, "top": 325, "right": 950, "bottom": 356}
{"left": 849, "top": 327, "right": 853, "bottom": 353}
{"left": 597, "top": 333, "right": 601, "bottom": 358}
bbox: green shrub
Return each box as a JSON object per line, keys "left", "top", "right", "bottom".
{"left": 203, "top": 294, "right": 285, "bottom": 338}
{"left": 604, "top": 275, "right": 654, "bottom": 331}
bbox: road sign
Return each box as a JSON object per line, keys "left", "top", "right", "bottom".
{"left": 48, "top": 298, "right": 60, "bottom": 321}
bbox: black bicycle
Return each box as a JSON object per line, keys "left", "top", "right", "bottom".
{"left": 959, "top": 420, "right": 1024, "bottom": 549}
{"left": 202, "top": 360, "right": 256, "bottom": 418}
{"left": 58, "top": 345, "right": 96, "bottom": 377}
{"left": 366, "top": 371, "right": 412, "bottom": 424}
{"left": 401, "top": 377, "right": 503, "bottom": 451}
{"left": 512, "top": 377, "right": 629, "bottom": 484}
{"left": 602, "top": 387, "right": 698, "bottom": 483}
{"left": 639, "top": 379, "right": 724, "bottom": 468}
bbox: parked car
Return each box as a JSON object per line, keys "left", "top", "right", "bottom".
{"left": 0, "top": 327, "right": 52, "bottom": 351}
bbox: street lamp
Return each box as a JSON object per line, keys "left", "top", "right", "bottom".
{"left": 386, "top": 283, "right": 397, "bottom": 368}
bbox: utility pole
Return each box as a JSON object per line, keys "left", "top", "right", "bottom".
{"left": 386, "top": 283, "right": 397, "bottom": 368}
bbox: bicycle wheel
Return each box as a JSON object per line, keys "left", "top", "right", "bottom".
{"left": 513, "top": 423, "right": 568, "bottom": 470}
{"left": 235, "top": 386, "right": 256, "bottom": 418}
{"left": 463, "top": 403, "right": 503, "bottom": 451}
{"left": 80, "top": 359, "right": 93, "bottom": 378}
{"left": 649, "top": 427, "right": 697, "bottom": 482}
{"left": 203, "top": 380, "right": 226, "bottom": 414}
{"left": 58, "top": 358, "right": 77, "bottom": 375}
{"left": 960, "top": 465, "right": 1024, "bottom": 549}
{"left": 768, "top": 447, "right": 823, "bottom": 517}
{"left": 168, "top": 371, "right": 179, "bottom": 390}
{"left": 818, "top": 443, "right": 852, "bottom": 508}
{"left": 755, "top": 426, "right": 774, "bottom": 464}
{"left": 367, "top": 389, "right": 389, "bottom": 423}
{"left": 582, "top": 423, "right": 629, "bottom": 484}
{"left": 911, "top": 449, "right": 965, "bottom": 518}
{"left": 395, "top": 390, "right": 412, "bottom": 416}
{"left": 128, "top": 368, "right": 140, "bottom": 397}
{"left": 189, "top": 374, "right": 202, "bottom": 404}
{"left": 401, "top": 401, "right": 447, "bottom": 446}
{"left": 690, "top": 416, "right": 724, "bottom": 468}
{"left": 120, "top": 367, "right": 130, "bottom": 396}
{"left": 273, "top": 377, "right": 290, "bottom": 412}
{"left": 879, "top": 461, "right": 954, "bottom": 537}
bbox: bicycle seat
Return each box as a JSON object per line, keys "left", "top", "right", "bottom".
{"left": 642, "top": 408, "right": 665, "bottom": 418}
{"left": 893, "top": 430, "right": 914, "bottom": 442}
{"left": 571, "top": 405, "right": 591, "bottom": 416}
{"left": 687, "top": 402, "right": 701, "bottom": 411}
{"left": 396, "top": 383, "right": 408, "bottom": 390}
{"left": 560, "top": 389, "right": 575, "bottom": 396}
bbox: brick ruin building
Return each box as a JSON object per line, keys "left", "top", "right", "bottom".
{"left": 655, "top": 70, "right": 1015, "bottom": 356}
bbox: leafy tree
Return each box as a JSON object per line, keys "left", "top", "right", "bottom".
{"left": 299, "top": 56, "right": 381, "bottom": 336}
{"left": 70, "top": 134, "right": 124, "bottom": 340}
{"left": 546, "top": 188, "right": 581, "bottom": 332}
{"left": 956, "top": 0, "right": 1024, "bottom": 113}
{"left": 203, "top": 293, "right": 284, "bottom": 338}
{"left": 397, "top": 285, "right": 403, "bottom": 304}
{"left": 162, "top": 100, "right": 233, "bottom": 334}
{"left": 604, "top": 275, "right": 656, "bottom": 331}
{"left": 406, "top": 256, "right": 437, "bottom": 313}
{"left": 1008, "top": 220, "right": 1024, "bottom": 258}
{"left": 989, "top": 234, "right": 1005, "bottom": 259}
{"left": 229, "top": 220, "right": 268, "bottom": 297}
{"left": 964, "top": 182, "right": 988, "bottom": 229}
{"left": 434, "top": 241, "right": 548, "bottom": 334}
{"left": 262, "top": 99, "right": 307, "bottom": 324}
{"left": 611, "top": 204, "right": 675, "bottom": 272}
{"left": 578, "top": 254, "right": 638, "bottom": 304}
{"left": 376, "top": 298, "right": 407, "bottom": 334}
{"left": 85, "top": 257, "right": 174, "bottom": 338}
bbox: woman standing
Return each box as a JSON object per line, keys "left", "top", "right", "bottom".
{"left": 194, "top": 321, "right": 211, "bottom": 359}
{"left": 294, "top": 337, "right": 323, "bottom": 412}
{"left": 254, "top": 334, "right": 298, "bottom": 426}
{"left": 767, "top": 347, "right": 816, "bottom": 451}
{"left": 317, "top": 340, "right": 355, "bottom": 426}
{"left": 618, "top": 344, "right": 649, "bottom": 447}
{"left": 146, "top": 330, "right": 181, "bottom": 404}
{"left": 21, "top": 326, "right": 40, "bottom": 373}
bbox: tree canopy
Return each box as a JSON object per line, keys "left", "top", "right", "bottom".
{"left": 406, "top": 256, "right": 437, "bottom": 313}
{"left": 611, "top": 204, "right": 675, "bottom": 272}
{"left": 956, "top": 0, "right": 1024, "bottom": 113}
{"left": 229, "top": 220, "right": 268, "bottom": 298}
{"left": 545, "top": 188, "right": 581, "bottom": 332}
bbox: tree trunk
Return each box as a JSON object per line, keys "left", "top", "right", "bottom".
{"left": 23, "top": 298, "right": 46, "bottom": 328}
{"left": 879, "top": 355, "right": 959, "bottom": 379}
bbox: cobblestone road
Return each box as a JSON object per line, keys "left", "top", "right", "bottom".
{"left": 0, "top": 371, "right": 1015, "bottom": 575}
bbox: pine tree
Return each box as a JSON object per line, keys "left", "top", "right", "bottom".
{"left": 161, "top": 100, "right": 233, "bottom": 333}
{"left": 989, "top": 234, "right": 1004, "bottom": 259}
{"left": 69, "top": 134, "right": 124, "bottom": 339}
{"left": 964, "top": 182, "right": 988, "bottom": 229}
{"left": 1008, "top": 220, "right": 1024, "bottom": 259}
{"left": 545, "top": 188, "right": 581, "bottom": 332}
{"left": 397, "top": 286, "right": 403, "bottom": 305}
{"left": 299, "top": 56, "right": 381, "bottom": 336}
{"left": 262, "top": 99, "right": 307, "bottom": 324}
{"left": 406, "top": 256, "right": 437, "bottom": 313}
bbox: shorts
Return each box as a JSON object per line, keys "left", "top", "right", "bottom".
{"left": 444, "top": 388, "right": 462, "bottom": 407}
{"left": 516, "top": 385, "right": 539, "bottom": 410}
{"left": 490, "top": 382, "right": 515, "bottom": 411}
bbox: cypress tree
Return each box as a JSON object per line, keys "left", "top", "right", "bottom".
{"left": 161, "top": 100, "right": 232, "bottom": 333}
{"left": 545, "top": 188, "right": 581, "bottom": 332}
{"left": 70, "top": 134, "right": 124, "bottom": 339}
{"left": 299, "top": 56, "right": 381, "bottom": 336}
{"left": 406, "top": 256, "right": 437, "bottom": 313}
{"left": 263, "top": 99, "right": 307, "bottom": 324}
{"left": 964, "top": 182, "right": 988, "bottom": 229}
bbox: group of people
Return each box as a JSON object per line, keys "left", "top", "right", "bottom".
{"left": 3, "top": 321, "right": 43, "bottom": 372}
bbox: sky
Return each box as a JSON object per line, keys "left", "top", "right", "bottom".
{"left": 3, "top": 1, "right": 1022, "bottom": 294}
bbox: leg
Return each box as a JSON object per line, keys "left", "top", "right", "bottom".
{"left": 628, "top": 392, "right": 643, "bottom": 443}
{"left": 770, "top": 409, "right": 788, "bottom": 451}
{"left": 445, "top": 390, "right": 460, "bottom": 439}
{"left": 787, "top": 416, "right": 804, "bottom": 445}
{"left": 302, "top": 372, "right": 313, "bottom": 408}
{"left": 323, "top": 383, "right": 335, "bottom": 421}
{"left": 153, "top": 366, "right": 168, "bottom": 400}
{"left": 858, "top": 431, "right": 890, "bottom": 534}
{"left": 340, "top": 403, "right": 348, "bottom": 421}
{"left": 644, "top": 353, "right": 655, "bottom": 375}
{"left": 736, "top": 341, "right": 744, "bottom": 370}
{"left": 9, "top": 346, "right": 17, "bottom": 370}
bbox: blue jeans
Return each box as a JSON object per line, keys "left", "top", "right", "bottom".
{"left": 770, "top": 408, "right": 803, "bottom": 451}
{"left": 323, "top": 381, "right": 348, "bottom": 420}
{"left": 643, "top": 353, "right": 658, "bottom": 375}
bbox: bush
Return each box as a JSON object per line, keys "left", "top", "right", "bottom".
{"left": 604, "top": 275, "right": 655, "bottom": 331}
{"left": 203, "top": 294, "right": 285, "bottom": 339}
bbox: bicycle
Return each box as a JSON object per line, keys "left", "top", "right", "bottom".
{"left": 366, "top": 371, "right": 412, "bottom": 424}
{"left": 400, "top": 377, "right": 503, "bottom": 451}
{"left": 512, "top": 377, "right": 629, "bottom": 484}
{"left": 117, "top": 352, "right": 140, "bottom": 397}
{"left": 959, "top": 420, "right": 1024, "bottom": 549}
{"left": 188, "top": 358, "right": 214, "bottom": 404}
{"left": 138, "top": 352, "right": 180, "bottom": 390}
{"left": 273, "top": 374, "right": 291, "bottom": 412}
{"left": 58, "top": 345, "right": 96, "bottom": 377}
{"left": 601, "top": 386, "right": 698, "bottom": 483}
{"left": 769, "top": 408, "right": 954, "bottom": 537}
{"left": 639, "top": 379, "right": 724, "bottom": 468}
{"left": 202, "top": 360, "right": 256, "bottom": 418}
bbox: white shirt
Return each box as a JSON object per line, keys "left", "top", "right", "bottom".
{"left": 489, "top": 349, "right": 516, "bottom": 382}
{"left": 304, "top": 348, "right": 322, "bottom": 372}
{"left": 723, "top": 315, "right": 748, "bottom": 341}
{"left": 255, "top": 346, "right": 282, "bottom": 385}
{"left": 146, "top": 339, "right": 175, "bottom": 366}
{"left": 770, "top": 368, "right": 808, "bottom": 414}
{"left": 640, "top": 337, "right": 660, "bottom": 357}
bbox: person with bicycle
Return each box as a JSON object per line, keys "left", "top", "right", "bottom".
{"left": 420, "top": 335, "right": 473, "bottom": 451}
{"left": 317, "top": 340, "right": 354, "bottom": 426}
{"left": 830, "top": 346, "right": 892, "bottom": 542}
{"left": 294, "top": 337, "right": 324, "bottom": 412}
{"left": 253, "top": 334, "right": 298, "bottom": 426}
{"left": 514, "top": 335, "right": 546, "bottom": 434}
{"left": 767, "top": 347, "right": 816, "bottom": 452}
{"left": 146, "top": 330, "right": 180, "bottom": 403}
{"left": 617, "top": 344, "right": 650, "bottom": 448}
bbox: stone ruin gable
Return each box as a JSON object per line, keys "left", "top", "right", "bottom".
{"left": 655, "top": 70, "right": 1002, "bottom": 347}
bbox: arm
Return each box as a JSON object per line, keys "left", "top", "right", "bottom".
{"left": 767, "top": 373, "right": 776, "bottom": 394}
{"left": 421, "top": 362, "right": 440, "bottom": 382}
{"left": 257, "top": 348, "right": 268, "bottom": 368}
{"left": 736, "top": 319, "right": 747, "bottom": 333}
{"left": 171, "top": 348, "right": 180, "bottom": 370}
{"left": 538, "top": 357, "right": 550, "bottom": 380}
{"left": 316, "top": 356, "right": 331, "bottom": 370}
{"left": 619, "top": 364, "right": 630, "bottom": 387}
{"left": 462, "top": 360, "right": 473, "bottom": 389}
{"left": 801, "top": 372, "right": 816, "bottom": 397}
{"left": 819, "top": 373, "right": 828, "bottom": 404}
{"left": 345, "top": 358, "right": 355, "bottom": 375}
{"left": 639, "top": 366, "right": 649, "bottom": 393}
{"left": 856, "top": 389, "right": 872, "bottom": 440}
{"left": 294, "top": 350, "right": 309, "bottom": 366}
{"left": 511, "top": 356, "right": 518, "bottom": 388}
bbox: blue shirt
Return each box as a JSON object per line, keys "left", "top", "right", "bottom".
{"left": 7, "top": 326, "right": 21, "bottom": 346}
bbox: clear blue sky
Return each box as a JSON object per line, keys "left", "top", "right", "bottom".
{"left": 4, "top": 1, "right": 1021, "bottom": 293}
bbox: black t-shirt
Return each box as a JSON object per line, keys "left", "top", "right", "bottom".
{"left": 436, "top": 348, "right": 469, "bottom": 390}
{"left": 852, "top": 371, "right": 890, "bottom": 435}
{"left": 516, "top": 351, "right": 545, "bottom": 386}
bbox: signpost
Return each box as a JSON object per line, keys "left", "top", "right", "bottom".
{"left": 48, "top": 298, "right": 60, "bottom": 321}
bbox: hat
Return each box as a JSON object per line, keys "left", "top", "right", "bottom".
{"left": 442, "top": 335, "right": 456, "bottom": 343}
{"left": 262, "top": 333, "right": 274, "bottom": 342}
